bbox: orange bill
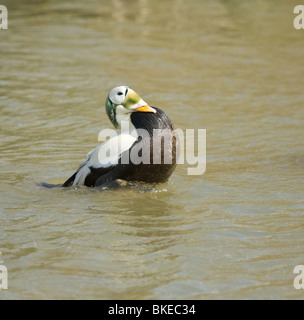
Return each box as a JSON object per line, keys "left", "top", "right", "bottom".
{"left": 135, "top": 105, "right": 156, "bottom": 113}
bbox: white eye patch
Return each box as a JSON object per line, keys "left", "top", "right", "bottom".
{"left": 109, "top": 86, "right": 128, "bottom": 105}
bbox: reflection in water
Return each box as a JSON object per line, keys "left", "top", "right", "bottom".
{"left": 99, "top": 193, "right": 183, "bottom": 299}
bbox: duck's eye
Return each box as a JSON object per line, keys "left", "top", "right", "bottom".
{"left": 117, "top": 92, "right": 123, "bottom": 96}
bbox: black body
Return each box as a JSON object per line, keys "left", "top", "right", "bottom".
{"left": 61, "top": 107, "right": 177, "bottom": 187}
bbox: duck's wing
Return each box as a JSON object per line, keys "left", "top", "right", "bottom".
{"left": 62, "top": 133, "right": 137, "bottom": 187}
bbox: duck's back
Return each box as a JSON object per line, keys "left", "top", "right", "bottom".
{"left": 112, "top": 107, "right": 178, "bottom": 184}
{"left": 130, "top": 107, "right": 175, "bottom": 135}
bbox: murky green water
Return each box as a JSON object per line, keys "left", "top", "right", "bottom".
{"left": 1, "top": 0, "right": 304, "bottom": 299}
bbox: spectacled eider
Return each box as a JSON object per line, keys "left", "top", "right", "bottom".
{"left": 42, "top": 86, "right": 178, "bottom": 188}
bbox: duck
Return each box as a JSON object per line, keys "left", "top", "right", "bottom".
{"left": 53, "top": 86, "right": 178, "bottom": 188}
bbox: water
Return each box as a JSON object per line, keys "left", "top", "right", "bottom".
{"left": 1, "top": 0, "right": 304, "bottom": 299}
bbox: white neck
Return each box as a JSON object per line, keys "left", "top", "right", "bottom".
{"left": 115, "top": 105, "right": 137, "bottom": 138}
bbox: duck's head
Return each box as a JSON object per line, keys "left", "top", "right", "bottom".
{"left": 105, "top": 86, "right": 156, "bottom": 128}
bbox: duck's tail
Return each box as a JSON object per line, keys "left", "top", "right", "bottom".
{"left": 37, "top": 182, "right": 62, "bottom": 188}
